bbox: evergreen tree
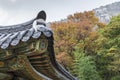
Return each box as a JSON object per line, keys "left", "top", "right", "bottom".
{"left": 73, "top": 48, "right": 101, "bottom": 80}
{"left": 95, "top": 14, "right": 120, "bottom": 79}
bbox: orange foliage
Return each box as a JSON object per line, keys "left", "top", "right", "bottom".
{"left": 97, "top": 22, "right": 106, "bottom": 28}
{"left": 68, "top": 11, "right": 99, "bottom": 25}
{"left": 56, "top": 52, "right": 73, "bottom": 69}
{"left": 51, "top": 10, "right": 105, "bottom": 66}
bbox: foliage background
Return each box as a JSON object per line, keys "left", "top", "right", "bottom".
{"left": 51, "top": 11, "right": 120, "bottom": 80}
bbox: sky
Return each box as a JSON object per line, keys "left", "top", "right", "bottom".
{"left": 0, "top": 0, "right": 120, "bottom": 25}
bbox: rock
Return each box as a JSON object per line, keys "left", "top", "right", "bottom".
{"left": 93, "top": 2, "right": 120, "bottom": 23}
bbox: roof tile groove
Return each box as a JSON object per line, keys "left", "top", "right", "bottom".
{"left": 0, "top": 19, "right": 52, "bottom": 49}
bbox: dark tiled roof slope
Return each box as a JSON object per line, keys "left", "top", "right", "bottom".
{"left": 0, "top": 12, "right": 52, "bottom": 49}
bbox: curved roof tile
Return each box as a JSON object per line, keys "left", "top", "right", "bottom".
{"left": 0, "top": 18, "right": 52, "bottom": 49}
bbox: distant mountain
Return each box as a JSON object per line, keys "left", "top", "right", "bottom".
{"left": 93, "top": 1, "right": 120, "bottom": 23}
{"left": 53, "top": 2, "right": 120, "bottom": 24}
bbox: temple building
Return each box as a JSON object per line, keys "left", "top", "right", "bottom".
{"left": 0, "top": 11, "right": 77, "bottom": 80}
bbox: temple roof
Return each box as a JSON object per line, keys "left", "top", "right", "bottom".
{"left": 0, "top": 11, "right": 77, "bottom": 80}
{"left": 0, "top": 11, "right": 52, "bottom": 49}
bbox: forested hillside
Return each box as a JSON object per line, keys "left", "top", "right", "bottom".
{"left": 51, "top": 11, "right": 120, "bottom": 80}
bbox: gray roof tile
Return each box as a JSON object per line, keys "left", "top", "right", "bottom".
{"left": 32, "top": 31, "right": 42, "bottom": 39}
{"left": 0, "top": 19, "right": 52, "bottom": 49}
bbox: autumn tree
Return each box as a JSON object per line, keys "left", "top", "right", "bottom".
{"left": 56, "top": 52, "right": 73, "bottom": 70}
{"left": 51, "top": 10, "right": 105, "bottom": 77}
{"left": 51, "top": 11, "right": 101, "bottom": 57}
